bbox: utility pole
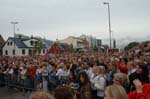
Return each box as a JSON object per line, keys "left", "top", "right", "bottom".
{"left": 11, "top": 21, "right": 19, "bottom": 56}
{"left": 104, "top": 2, "right": 112, "bottom": 48}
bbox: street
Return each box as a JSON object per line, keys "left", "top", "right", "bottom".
{"left": 0, "top": 87, "right": 30, "bottom": 99}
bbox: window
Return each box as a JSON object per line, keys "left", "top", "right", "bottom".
{"left": 43, "top": 49, "right": 45, "bottom": 53}
{"left": 7, "top": 42, "right": 9, "bottom": 46}
{"left": 5, "top": 50, "right": 8, "bottom": 55}
{"left": 10, "top": 42, "right": 12, "bottom": 45}
{"left": 13, "top": 50, "right": 15, "bottom": 55}
{"left": 30, "top": 41, "right": 34, "bottom": 46}
{"left": 38, "top": 50, "right": 41, "bottom": 54}
{"left": 22, "top": 49, "right": 25, "bottom": 55}
{"left": 29, "top": 49, "right": 32, "bottom": 55}
{"left": 35, "top": 41, "right": 38, "bottom": 45}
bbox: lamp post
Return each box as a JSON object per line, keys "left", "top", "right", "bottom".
{"left": 104, "top": 2, "right": 112, "bottom": 49}
{"left": 11, "top": 21, "right": 19, "bottom": 56}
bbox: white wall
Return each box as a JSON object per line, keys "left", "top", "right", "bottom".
{"left": 61, "top": 36, "right": 83, "bottom": 48}
{"left": 3, "top": 43, "right": 29, "bottom": 56}
{"left": 3, "top": 39, "right": 30, "bottom": 56}
{"left": 3, "top": 39, "right": 18, "bottom": 56}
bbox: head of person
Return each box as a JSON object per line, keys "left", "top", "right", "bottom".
{"left": 113, "top": 73, "right": 128, "bottom": 87}
{"left": 82, "top": 60, "right": 89, "bottom": 69}
{"left": 92, "top": 66, "right": 97, "bottom": 74}
{"left": 78, "top": 71, "right": 90, "bottom": 85}
{"left": 54, "top": 87, "right": 73, "bottom": 99}
{"left": 107, "top": 61, "right": 117, "bottom": 71}
{"left": 30, "top": 91, "right": 55, "bottom": 99}
{"left": 121, "top": 59, "right": 126, "bottom": 65}
{"left": 127, "top": 61, "right": 136, "bottom": 70}
{"left": 133, "top": 55, "right": 140, "bottom": 62}
{"left": 135, "top": 61, "right": 148, "bottom": 75}
{"left": 96, "top": 66, "right": 105, "bottom": 75}
{"left": 144, "top": 52, "right": 150, "bottom": 62}
{"left": 104, "top": 84, "right": 127, "bottom": 99}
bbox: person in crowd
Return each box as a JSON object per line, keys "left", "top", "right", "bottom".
{"left": 81, "top": 60, "right": 93, "bottom": 79}
{"left": 113, "top": 72, "right": 129, "bottom": 93}
{"left": 106, "top": 61, "right": 117, "bottom": 85}
{"left": 104, "top": 84, "right": 128, "bottom": 99}
{"left": 30, "top": 91, "right": 55, "bottom": 99}
{"left": 127, "top": 61, "right": 136, "bottom": 75}
{"left": 12, "top": 63, "right": 19, "bottom": 85}
{"left": 54, "top": 87, "right": 74, "bottom": 99}
{"left": 129, "top": 61, "right": 149, "bottom": 92}
{"left": 48, "top": 63, "right": 58, "bottom": 91}
{"left": 77, "top": 71, "right": 91, "bottom": 99}
{"left": 117, "top": 57, "right": 128, "bottom": 74}
{"left": 59, "top": 63, "right": 70, "bottom": 85}
{"left": 42, "top": 65, "right": 49, "bottom": 91}
{"left": 144, "top": 52, "right": 150, "bottom": 82}
{"left": 36, "top": 66, "right": 42, "bottom": 90}
{"left": 19, "top": 66, "right": 27, "bottom": 87}
{"left": 91, "top": 66, "right": 107, "bottom": 99}
{"left": 90, "top": 66, "right": 99, "bottom": 99}
{"left": 128, "top": 79, "right": 150, "bottom": 99}
{"left": 27, "top": 63, "right": 36, "bottom": 91}
{"left": 56, "top": 63, "right": 63, "bottom": 80}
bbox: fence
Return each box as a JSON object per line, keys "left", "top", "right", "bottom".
{"left": 0, "top": 73, "right": 70, "bottom": 92}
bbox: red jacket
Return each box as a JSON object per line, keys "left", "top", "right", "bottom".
{"left": 117, "top": 61, "right": 128, "bottom": 74}
{"left": 27, "top": 67, "right": 36, "bottom": 80}
{"left": 128, "top": 84, "right": 150, "bottom": 99}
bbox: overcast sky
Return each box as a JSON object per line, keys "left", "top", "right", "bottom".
{"left": 0, "top": 0, "right": 149, "bottom": 41}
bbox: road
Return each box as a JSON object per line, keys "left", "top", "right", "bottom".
{"left": 0, "top": 87, "right": 30, "bottom": 99}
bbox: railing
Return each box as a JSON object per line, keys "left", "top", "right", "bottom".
{"left": 0, "top": 73, "right": 70, "bottom": 92}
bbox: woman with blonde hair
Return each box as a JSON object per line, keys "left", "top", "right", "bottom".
{"left": 113, "top": 73, "right": 128, "bottom": 85}
{"left": 30, "top": 91, "right": 55, "bottom": 99}
{"left": 113, "top": 72, "right": 129, "bottom": 92}
{"left": 104, "top": 84, "right": 128, "bottom": 99}
{"left": 91, "top": 66, "right": 107, "bottom": 99}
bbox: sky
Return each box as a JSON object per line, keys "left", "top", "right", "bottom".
{"left": 0, "top": 0, "right": 150, "bottom": 41}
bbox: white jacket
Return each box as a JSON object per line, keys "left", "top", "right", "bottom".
{"left": 94, "top": 74, "right": 106, "bottom": 97}
{"left": 90, "top": 73, "right": 99, "bottom": 90}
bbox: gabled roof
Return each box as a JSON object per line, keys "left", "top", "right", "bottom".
{"left": 5, "top": 37, "right": 53, "bottom": 49}
{"left": 43, "top": 39, "right": 53, "bottom": 48}
{"left": 9, "top": 37, "right": 27, "bottom": 48}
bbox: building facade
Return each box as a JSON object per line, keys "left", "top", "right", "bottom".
{"left": 61, "top": 36, "right": 85, "bottom": 49}
{"left": 2, "top": 37, "right": 53, "bottom": 56}
{"left": 80, "top": 34, "right": 102, "bottom": 50}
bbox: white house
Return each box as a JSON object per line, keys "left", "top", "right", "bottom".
{"left": 2, "top": 37, "right": 53, "bottom": 56}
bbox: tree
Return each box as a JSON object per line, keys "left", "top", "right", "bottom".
{"left": 33, "top": 40, "right": 43, "bottom": 55}
{"left": 124, "top": 42, "right": 139, "bottom": 50}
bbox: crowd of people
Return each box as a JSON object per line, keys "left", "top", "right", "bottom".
{"left": 0, "top": 41, "right": 150, "bottom": 99}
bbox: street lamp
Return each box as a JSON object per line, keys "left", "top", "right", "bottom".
{"left": 11, "top": 21, "right": 19, "bottom": 55}
{"left": 103, "top": 2, "right": 112, "bottom": 48}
